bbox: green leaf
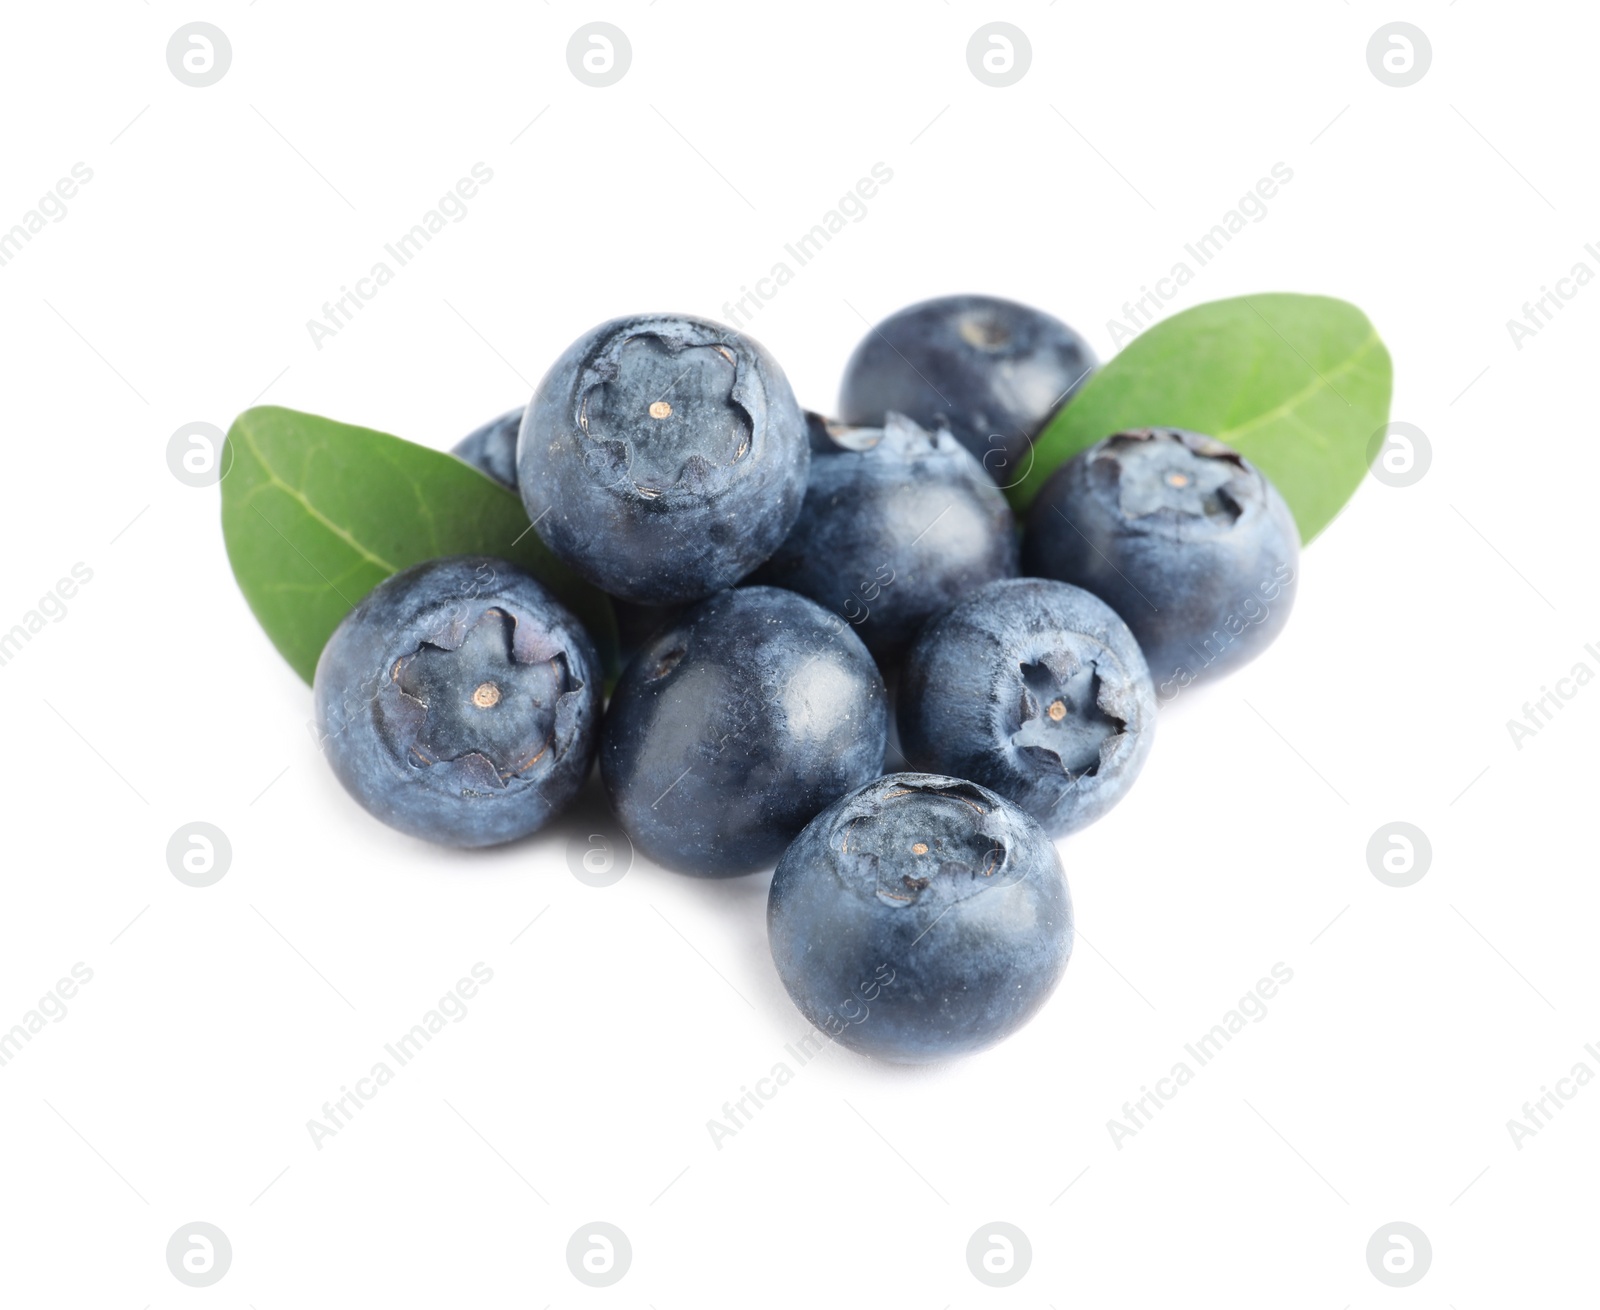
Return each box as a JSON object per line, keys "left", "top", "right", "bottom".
{"left": 1011, "top": 294, "right": 1392, "bottom": 543}
{"left": 220, "top": 405, "right": 617, "bottom": 685}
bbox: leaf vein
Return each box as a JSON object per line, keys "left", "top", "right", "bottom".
{"left": 1215, "top": 330, "right": 1382, "bottom": 444}
{"left": 234, "top": 420, "right": 401, "bottom": 574}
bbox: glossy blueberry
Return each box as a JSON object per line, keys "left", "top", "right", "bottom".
{"left": 898, "top": 578, "right": 1154, "bottom": 837}
{"left": 313, "top": 556, "right": 601, "bottom": 847}
{"left": 1022, "top": 428, "right": 1299, "bottom": 699}
{"left": 452, "top": 407, "right": 522, "bottom": 490}
{"left": 767, "top": 773, "right": 1072, "bottom": 1063}
{"left": 750, "top": 413, "right": 1017, "bottom": 665}
{"left": 601, "top": 586, "right": 887, "bottom": 877}
{"left": 838, "top": 294, "right": 1096, "bottom": 484}
{"left": 519, "top": 313, "right": 809, "bottom": 604}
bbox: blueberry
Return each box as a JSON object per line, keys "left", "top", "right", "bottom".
{"left": 452, "top": 407, "right": 522, "bottom": 490}
{"left": 601, "top": 586, "right": 887, "bottom": 877}
{"left": 767, "top": 772, "right": 1072, "bottom": 1063}
{"left": 838, "top": 294, "right": 1096, "bottom": 484}
{"left": 1021, "top": 428, "right": 1299, "bottom": 698}
{"left": 313, "top": 556, "right": 601, "bottom": 847}
{"left": 897, "top": 578, "right": 1155, "bottom": 837}
{"left": 749, "top": 412, "right": 1018, "bottom": 665}
{"left": 519, "top": 314, "right": 809, "bottom": 604}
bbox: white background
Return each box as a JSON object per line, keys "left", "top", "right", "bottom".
{"left": 0, "top": 1, "right": 1593, "bottom": 1304}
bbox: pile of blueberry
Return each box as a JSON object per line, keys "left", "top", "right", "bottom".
{"left": 313, "top": 295, "right": 1300, "bottom": 1063}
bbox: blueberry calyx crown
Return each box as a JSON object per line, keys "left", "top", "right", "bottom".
{"left": 385, "top": 607, "right": 580, "bottom": 787}
{"left": 1093, "top": 428, "right": 1253, "bottom": 527}
{"left": 577, "top": 328, "right": 756, "bottom": 500}
{"left": 1011, "top": 650, "right": 1126, "bottom": 781}
{"left": 834, "top": 778, "right": 1019, "bottom": 907}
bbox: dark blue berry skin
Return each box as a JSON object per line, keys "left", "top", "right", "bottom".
{"left": 601, "top": 587, "right": 887, "bottom": 877}
{"left": 838, "top": 295, "right": 1096, "bottom": 485}
{"left": 519, "top": 314, "right": 809, "bottom": 605}
{"left": 767, "top": 773, "right": 1072, "bottom": 1063}
{"left": 749, "top": 413, "right": 1018, "bottom": 666}
{"left": 1022, "top": 428, "right": 1299, "bottom": 700}
{"left": 452, "top": 407, "right": 522, "bottom": 490}
{"left": 313, "top": 556, "right": 601, "bottom": 847}
{"left": 898, "top": 578, "right": 1155, "bottom": 838}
